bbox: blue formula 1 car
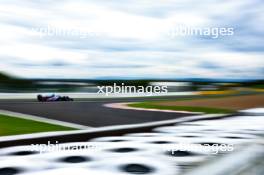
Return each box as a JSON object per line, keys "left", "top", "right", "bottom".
{"left": 37, "top": 94, "right": 73, "bottom": 102}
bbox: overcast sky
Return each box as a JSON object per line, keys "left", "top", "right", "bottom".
{"left": 0, "top": 0, "right": 263, "bottom": 79}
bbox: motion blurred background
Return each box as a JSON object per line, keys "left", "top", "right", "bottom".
{"left": 0, "top": 1, "right": 264, "bottom": 175}
{"left": 0, "top": 0, "right": 263, "bottom": 112}
{"left": 0, "top": 0, "right": 263, "bottom": 91}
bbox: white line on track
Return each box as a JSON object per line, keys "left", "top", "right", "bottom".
{"left": 0, "top": 113, "right": 227, "bottom": 142}
{"left": 104, "top": 102, "right": 203, "bottom": 114}
{"left": 0, "top": 110, "right": 93, "bottom": 130}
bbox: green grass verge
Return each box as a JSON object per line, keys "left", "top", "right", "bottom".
{"left": 128, "top": 102, "right": 235, "bottom": 114}
{"left": 0, "top": 114, "right": 77, "bottom": 136}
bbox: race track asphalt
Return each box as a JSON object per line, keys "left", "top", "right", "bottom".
{"left": 0, "top": 98, "right": 196, "bottom": 127}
